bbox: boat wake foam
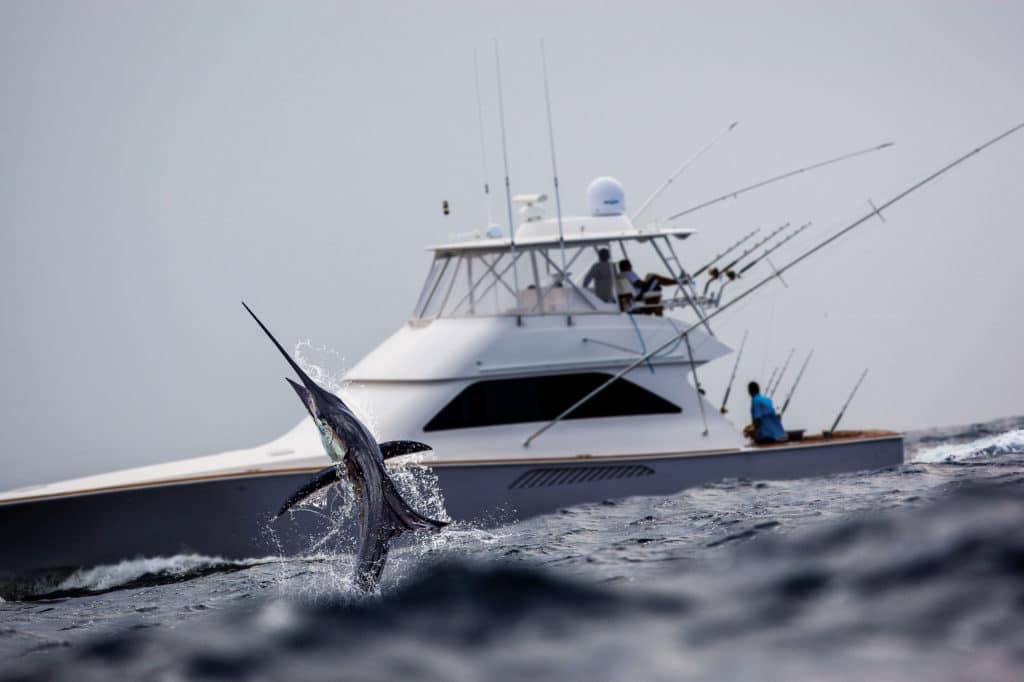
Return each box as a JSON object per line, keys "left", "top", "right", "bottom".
{"left": 3, "top": 554, "right": 279, "bottom": 601}
{"left": 911, "top": 427, "right": 1024, "bottom": 463}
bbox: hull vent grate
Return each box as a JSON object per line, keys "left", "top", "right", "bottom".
{"left": 508, "top": 464, "right": 655, "bottom": 489}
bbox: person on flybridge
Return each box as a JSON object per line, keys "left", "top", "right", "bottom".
{"left": 617, "top": 259, "right": 676, "bottom": 314}
{"left": 582, "top": 247, "right": 616, "bottom": 303}
{"left": 745, "top": 381, "right": 788, "bottom": 444}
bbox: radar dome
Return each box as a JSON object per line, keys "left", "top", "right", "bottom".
{"left": 587, "top": 177, "right": 626, "bottom": 217}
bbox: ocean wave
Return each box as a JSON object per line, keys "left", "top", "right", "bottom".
{"left": 5, "top": 480, "right": 1023, "bottom": 681}
{"left": 911, "top": 427, "right": 1024, "bottom": 463}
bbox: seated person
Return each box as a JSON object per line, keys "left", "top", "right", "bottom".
{"left": 618, "top": 259, "right": 677, "bottom": 315}
{"left": 745, "top": 381, "right": 788, "bottom": 444}
{"left": 582, "top": 247, "right": 616, "bottom": 303}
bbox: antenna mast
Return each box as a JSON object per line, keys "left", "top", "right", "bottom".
{"left": 540, "top": 39, "right": 570, "bottom": 324}
{"left": 494, "top": 41, "right": 523, "bottom": 325}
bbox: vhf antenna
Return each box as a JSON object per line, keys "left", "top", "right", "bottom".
{"left": 472, "top": 51, "right": 493, "bottom": 227}
{"left": 494, "top": 41, "right": 523, "bottom": 326}
{"left": 827, "top": 368, "right": 869, "bottom": 436}
{"left": 540, "top": 39, "right": 570, "bottom": 324}
{"left": 719, "top": 329, "right": 748, "bottom": 414}
{"left": 667, "top": 141, "right": 895, "bottom": 222}
{"left": 779, "top": 349, "right": 814, "bottom": 416}
{"left": 632, "top": 120, "right": 740, "bottom": 225}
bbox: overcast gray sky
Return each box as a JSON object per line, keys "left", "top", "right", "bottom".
{"left": 2, "top": 1, "right": 1023, "bottom": 490}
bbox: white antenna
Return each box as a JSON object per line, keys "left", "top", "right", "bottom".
{"left": 632, "top": 120, "right": 739, "bottom": 224}
{"left": 540, "top": 39, "right": 570, "bottom": 323}
{"left": 494, "top": 41, "right": 523, "bottom": 325}
{"left": 472, "top": 51, "right": 493, "bottom": 227}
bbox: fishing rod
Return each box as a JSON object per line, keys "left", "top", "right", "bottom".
{"left": 764, "top": 366, "right": 779, "bottom": 398}
{"left": 719, "top": 330, "right": 748, "bottom": 414}
{"left": 767, "top": 348, "right": 795, "bottom": 397}
{"left": 704, "top": 222, "right": 789, "bottom": 295}
{"left": 827, "top": 368, "right": 869, "bottom": 435}
{"left": 712, "top": 221, "right": 812, "bottom": 304}
{"left": 666, "top": 141, "right": 895, "bottom": 222}
{"left": 522, "top": 121, "right": 1024, "bottom": 447}
{"left": 779, "top": 349, "right": 813, "bottom": 416}
{"left": 690, "top": 228, "right": 760, "bottom": 280}
{"left": 633, "top": 120, "right": 740, "bottom": 224}
{"left": 736, "top": 221, "right": 812, "bottom": 276}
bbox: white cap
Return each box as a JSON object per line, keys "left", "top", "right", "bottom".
{"left": 586, "top": 177, "right": 625, "bottom": 217}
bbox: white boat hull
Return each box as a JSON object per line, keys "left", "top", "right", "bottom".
{"left": 0, "top": 434, "right": 903, "bottom": 583}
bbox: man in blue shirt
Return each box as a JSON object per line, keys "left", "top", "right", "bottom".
{"left": 747, "top": 381, "right": 788, "bottom": 444}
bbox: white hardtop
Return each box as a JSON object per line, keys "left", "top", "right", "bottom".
{"left": 428, "top": 214, "right": 694, "bottom": 255}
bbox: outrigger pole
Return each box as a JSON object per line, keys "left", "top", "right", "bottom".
{"left": 779, "top": 349, "right": 814, "bottom": 416}
{"left": 826, "top": 368, "right": 869, "bottom": 435}
{"left": 666, "top": 141, "right": 895, "bottom": 222}
{"left": 691, "top": 228, "right": 760, "bottom": 280}
{"left": 720, "top": 329, "right": 748, "bottom": 414}
{"left": 494, "top": 41, "right": 523, "bottom": 326}
{"left": 632, "top": 120, "right": 740, "bottom": 224}
{"left": 540, "top": 39, "right": 571, "bottom": 326}
{"left": 523, "top": 121, "right": 1024, "bottom": 447}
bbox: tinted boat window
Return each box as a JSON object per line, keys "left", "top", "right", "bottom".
{"left": 424, "top": 372, "right": 681, "bottom": 431}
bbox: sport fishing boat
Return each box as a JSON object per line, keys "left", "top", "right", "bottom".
{"left": 0, "top": 177, "right": 907, "bottom": 583}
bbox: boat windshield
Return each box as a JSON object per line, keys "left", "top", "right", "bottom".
{"left": 413, "top": 245, "right": 617, "bottom": 320}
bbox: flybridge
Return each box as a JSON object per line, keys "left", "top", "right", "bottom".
{"left": 414, "top": 190, "right": 709, "bottom": 322}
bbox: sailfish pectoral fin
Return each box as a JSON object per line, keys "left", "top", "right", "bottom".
{"left": 274, "top": 466, "right": 343, "bottom": 519}
{"left": 379, "top": 440, "right": 433, "bottom": 460}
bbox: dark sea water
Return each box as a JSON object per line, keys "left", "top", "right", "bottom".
{"left": 2, "top": 416, "right": 1023, "bottom": 681}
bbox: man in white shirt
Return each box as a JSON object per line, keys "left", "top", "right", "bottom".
{"left": 582, "top": 248, "right": 616, "bottom": 303}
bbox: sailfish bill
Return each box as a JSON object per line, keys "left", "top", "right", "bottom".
{"left": 243, "top": 302, "right": 448, "bottom": 591}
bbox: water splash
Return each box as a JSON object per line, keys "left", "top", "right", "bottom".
{"left": 911, "top": 427, "right": 1024, "bottom": 463}
{"left": 293, "top": 340, "right": 348, "bottom": 395}
{"left": 282, "top": 340, "right": 458, "bottom": 597}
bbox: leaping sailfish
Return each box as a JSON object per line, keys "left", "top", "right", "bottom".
{"left": 243, "top": 303, "right": 447, "bottom": 592}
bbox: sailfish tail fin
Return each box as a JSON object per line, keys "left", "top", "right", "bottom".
{"left": 381, "top": 474, "right": 448, "bottom": 536}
